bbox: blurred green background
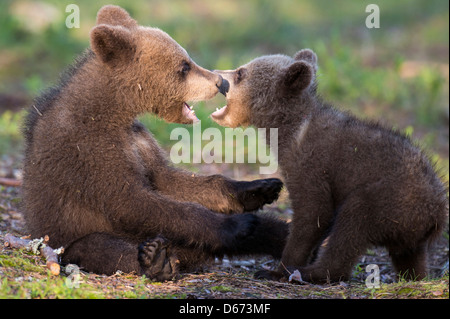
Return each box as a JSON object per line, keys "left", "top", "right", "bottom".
{"left": 0, "top": 0, "right": 448, "bottom": 181}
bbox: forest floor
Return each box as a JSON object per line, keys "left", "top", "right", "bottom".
{"left": 1, "top": 160, "right": 448, "bottom": 300}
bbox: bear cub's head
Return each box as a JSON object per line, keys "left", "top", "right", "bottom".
{"left": 90, "top": 5, "right": 228, "bottom": 124}
{"left": 211, "top": 49, "right": 317, "bottom": 128}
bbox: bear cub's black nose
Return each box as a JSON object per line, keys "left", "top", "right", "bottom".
{"left": 217, "top": 78, "right": 230, "bottom": 96}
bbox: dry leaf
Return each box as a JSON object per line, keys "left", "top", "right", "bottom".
{"left": 289, "top": 269, "right": 303, "bottom": 283}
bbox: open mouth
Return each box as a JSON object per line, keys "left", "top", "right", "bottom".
{"left": 182, "top": 102, "right": 199, "bottom": 123}
{"left": 210, "top": 104, "right": 228, "bottom": 120}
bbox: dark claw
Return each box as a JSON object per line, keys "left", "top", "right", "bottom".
{"left": 138, "top": 236, "right": 179, "bottom": 281}
{"left": 236, "top": 178, "right": 283, "bottom": 212}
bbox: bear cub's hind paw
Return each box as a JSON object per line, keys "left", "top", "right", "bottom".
{"left": 138, "top": 236, "right": 179, "bottom": 281}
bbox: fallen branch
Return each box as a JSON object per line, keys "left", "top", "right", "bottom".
{"left": 0, "top": 177, "right": 22, "bottom": 187}
{"left": 4, "top": 233, "right": 64, "bottom": 275}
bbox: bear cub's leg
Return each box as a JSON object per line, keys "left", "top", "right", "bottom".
{"left": 294, "top": 192, "right": 372, "bottom": 283}
{"left": 62, "top": 233, "right": 178, "bottom": 280}
{"left": 389, "top": 243, "right": 428, "bottom": 281}
{"left": 62, "top": 233, "right": 141, "bottom": 275}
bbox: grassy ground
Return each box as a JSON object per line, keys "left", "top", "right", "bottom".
{"left": 0, "top": 0, "right": 449, "bottom": 300}
{"left": 1, "top": 255, "right": 448, "bottom": 299}
{"left": 1, "top": 239, "right": 448, "bottom": 300}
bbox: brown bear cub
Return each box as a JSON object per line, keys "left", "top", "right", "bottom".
{"left": 22, "top": 5, "right": 288, "bottom": 281}
{"left": 212, "top": 49, "right": 448, "bottom": 283}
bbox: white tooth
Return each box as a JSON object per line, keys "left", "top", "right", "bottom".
{"left": 216, "top": 108, "right": 220, "bottom": 111}
{"left": 190, "top": 105, "right": 194, "bottom": 110}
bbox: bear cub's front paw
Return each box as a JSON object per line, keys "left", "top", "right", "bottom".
{"left": 236, "top": 178, "right": 283, "bottom": 212}
{"left": 138, "top": 236, "right": 179, "bottom": 281}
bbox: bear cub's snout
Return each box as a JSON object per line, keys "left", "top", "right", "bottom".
{"left": 216, "top": 76, "right": 230, "bottom": 96}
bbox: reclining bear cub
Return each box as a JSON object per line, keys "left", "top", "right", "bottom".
{"left": 212, "top": 49, "right": 447, "bottom": 283}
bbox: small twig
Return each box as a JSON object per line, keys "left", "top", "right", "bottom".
{"left": 32, "top": 104, "right": 43, "bottom": 116}
{"left": 4, "top": 233, "right": 64, "bottom": 275}
{"left": 280, "top": 261, "right": 292, "bottom": 275}
{"left": 0, "top": 177, "right": 22, "bottom": 187}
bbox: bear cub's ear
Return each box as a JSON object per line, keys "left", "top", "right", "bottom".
{"left": 294, "top": 49, "right": 318, "bottom": 74}
{"left": 96, "top": 5, "right": 138, "bottom": 29}
{"left": 90, "top": 25, "right": 136, "bottom": 67}
{"left": 280, "top": 61, "right": 314, "bottom": 94}
{"left": 294, "top": 49, "right": 317, "bottom": 66}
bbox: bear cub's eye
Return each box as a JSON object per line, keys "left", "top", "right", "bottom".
{"left": 235, "top": 68, "right": 247, "bottom": 84}
{"left": 180, "top": 61, "right": 191, "bottom": 76}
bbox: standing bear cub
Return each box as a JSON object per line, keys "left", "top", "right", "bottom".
{"left": 212, "top": 49, "right": 448, "bottom": 283}
{"left": 22, "top": 5, "right": 288, "bottom": 281}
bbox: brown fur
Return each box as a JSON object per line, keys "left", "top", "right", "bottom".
{"left": 22, "top": 6, "right": 288, "bottom": 280}
{"left": 213, "top": 49, "right": 448, "bottom": 283}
